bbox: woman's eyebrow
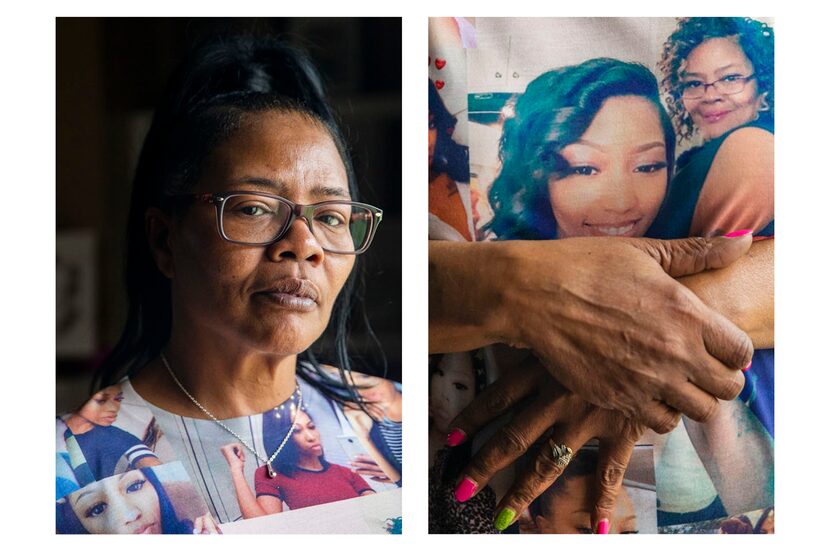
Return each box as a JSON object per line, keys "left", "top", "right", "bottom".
{"left": 683, "top": 63, "right": 746, "bottom": 78}
{"left": 229, "top": 177, "right": 350, "bottom": 199}
{"left": 311, "top": 185, "right": 351, "bottom": 199}
{"left": 569, "top": 139, "right": 607, "bottom": 152}
{"left": 231, "top": 176, "right": 286, "bottom": 192}
{"left": 634, "top": 141, "right": 666, "bottom": 153}
{"left": 72, "top": 489, "right": 96, "bottom": 505}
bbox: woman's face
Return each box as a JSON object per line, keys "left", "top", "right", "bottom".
{"left": 548, "top": 95, "right": 668, "bottom": 239}
{"left": 291, "top": 410, "right": 323, "bottom": 457}
{"left": 77, "top": 384, "right": 124, "bottom": 426}
{"left": 167, "top": 110, "right": 355, "bottom": 355}
{"left": 70, "top": 470, "right": 161, "bottom": 534}
{"left": 535, "top": 474, "right": 638, "bottom": 534}
{"left": 429, "top": 353, "right": 476, "bottom": 432}
{"left": 680, "top": 37, "right": 766, "bottom": 140}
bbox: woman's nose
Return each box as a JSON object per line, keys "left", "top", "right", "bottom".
{"left": 701, "top": 82, "right": 725, "bottom": 102}
{"left": 266, "top": 218, "right": 325, "bottom": 264}
{"left": 599, "top": 174, "right": 637, "bottom": 214}
{"left": 110, "top": 494, "right": 141, "bottom": 526}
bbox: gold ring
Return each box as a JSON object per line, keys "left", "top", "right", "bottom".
{"left": 549, "top": 443, "right": 574, "bottom": 468}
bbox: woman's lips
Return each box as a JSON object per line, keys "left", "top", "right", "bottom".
{"left": 702, "top": 110, "right": 731, "bottom": 123}
{"left": 257, "top": 292, "right": 317, "bottom": 312}
{"left": 584, "top": 220, "right": 638, "bottom": 237}
{"left": 255, "top": 277, "right": 319, "bottom": 312}
{"left": 134, "top": 522, "right": 157, "bottom": 534}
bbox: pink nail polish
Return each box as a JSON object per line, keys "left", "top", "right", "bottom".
{"left": 742, "top": 360, "right": 753, "bottom": 372}
{"left": 446, "top": 428, "right": 467, "bottom": 447}
{"left": 724, "top": 229, "right": 753, "bottom": 238}
{"left": 454, "top": 477, "right": 477, "bottom": 503}
{"left": 597, "top": 519, "right": 610, "bottom": 534}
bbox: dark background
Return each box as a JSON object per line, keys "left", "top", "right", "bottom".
{"left": 56, "top": 18, "right": 402, "bottom": 413}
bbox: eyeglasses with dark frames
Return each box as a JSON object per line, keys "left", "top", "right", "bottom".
{"left": 174, "top": 191, "right": 383, "bottom": 255}
{"left": 680, "top": 73, "right": 756, "bottom": 100}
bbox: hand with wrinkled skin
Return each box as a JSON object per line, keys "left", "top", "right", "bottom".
{"left": 448, "top": 358, "right": 644, "bottom": 533}
{"left": 430, "top": 234, "right": 753, "bottom": 431}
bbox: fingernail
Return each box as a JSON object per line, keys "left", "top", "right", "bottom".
{"left": 454, "top": 477, "right": 477, "bottom": 502}
{"left": 596, "top": 518, "right": 610, "bottom": 534}
{"left": 742, "top": 360, "right": 752, "bottom": 372}
{"left": 446, "top": 428, "right": 466, "bottom": 447}
{"left": 495, "top": 507, "right": 516, "bottom": 531}
{"left": 724, "top": 229, "right": 753, "bottom": 238}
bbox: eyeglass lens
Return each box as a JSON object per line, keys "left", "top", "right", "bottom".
{"left": 220, "top": 194, "right": 373, "bottom": 252}
{"left": 682, "top": 76, "right": 749, "bottom": 99}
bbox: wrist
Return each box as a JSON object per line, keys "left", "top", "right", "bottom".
{"left": 488, "top": 240, "right": 565, "bottom": 348}
{"left": 429, "top": 241, "right": 507, "bottom": 350}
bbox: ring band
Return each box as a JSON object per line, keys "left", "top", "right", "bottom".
{"left": 549, "top": 443, "right": 574, "bottom": 468}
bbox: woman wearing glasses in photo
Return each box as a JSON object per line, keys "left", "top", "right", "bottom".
{"left": 649, "top": 16, "right": 774, "bottom": 528}
{"left": 444, "top": 51, "right": 772, "bottom": 533}
{"left": 650, "top": 17, "right": 773, "bottom": 241}
{"left": 56, "top": 34, "right": 395, "bottom": 532}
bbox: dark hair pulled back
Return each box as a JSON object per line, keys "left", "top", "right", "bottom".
{"left": 93, "top": 34, "right": 365, "bottom": 406}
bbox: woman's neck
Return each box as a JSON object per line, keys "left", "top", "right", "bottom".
{"left": 296, "top": 454, "right": 324, "bottom": 471}
{"left": 131, "top": 327, "right": 299, "bottom": 420}
{"left": 64, "top": 414, "right": 94, "bottom": 434}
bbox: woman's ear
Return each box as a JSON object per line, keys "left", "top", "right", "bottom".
{"left": 145, "top": 207, "right": 175, "bottom": 279}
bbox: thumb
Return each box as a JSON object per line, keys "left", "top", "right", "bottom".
{"left": 632, "top": 231, "right": 753, "bottom": 278}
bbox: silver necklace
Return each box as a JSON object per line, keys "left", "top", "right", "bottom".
{"left": 160, "top": 351, "right": 302, "bottom": 478}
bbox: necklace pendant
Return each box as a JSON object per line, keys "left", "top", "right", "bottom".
{"left": 267, "top": 463, "right": 276, "bottom": 478}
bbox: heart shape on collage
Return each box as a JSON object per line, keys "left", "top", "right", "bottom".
{"left": 434, "top": 80, "right": 445, "bottom": 90}
{"left": 435, "top": 58, "right": 446, "bottom": 70}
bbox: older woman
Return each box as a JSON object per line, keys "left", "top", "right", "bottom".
{"left": 56, "top": 35, "right": 396, "bottom": 532}
{"left": 651, "top": 17, "right": 774, "bottom": 240}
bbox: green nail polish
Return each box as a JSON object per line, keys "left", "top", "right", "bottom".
{"left": 495, "top": 508, "right": 516, "bottom": 531}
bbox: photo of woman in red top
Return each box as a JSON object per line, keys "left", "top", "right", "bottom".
{"left": 221, "top": 408, "right": 374, "bottom": 517}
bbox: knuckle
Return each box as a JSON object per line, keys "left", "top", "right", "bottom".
{"left": 679, "top": 237, "right": 711, "bottom": 271}
{"left": 698, "top": 397, "right": 720, "bottom": 423}
{"left": 598, "top": 461, "right": 627, "bottom": 493}
{"left": 485, "top": 388, "right": 515, "bottom": 415}
{"left": 654, "top": 409, "right": 680, "bottom": 434}
{"left": 509, "top": 487, "right": 538, "bottom": 510}
{"left": 719, "top": 373, "right": 745, "bottom": 400}
{"left": 718, "top": 325, "right": 754, "bottom": 369}
{"left": 497, "top": 426, "right": 532, "bottom": 458}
